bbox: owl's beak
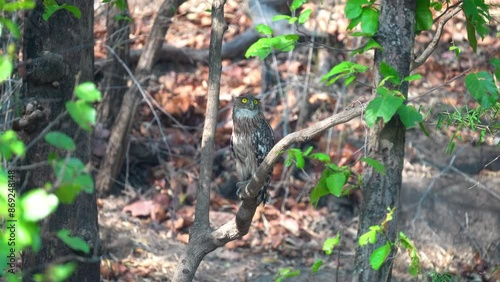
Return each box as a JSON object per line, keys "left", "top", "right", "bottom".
{"left": 250, "top": 102, "right": 255, "bottom": 110}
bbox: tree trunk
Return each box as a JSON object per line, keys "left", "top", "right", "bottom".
{"left": 352, "top": 1, "right": 416, "bottom": 281}
{"left": 97, "top": 2, "right": 130, "bottom": 129}
{"left": 95, "top": 0, "right": 184, "bottom": 196}
{"left": 20, "top": 1, "right": 100, "bottom": 281}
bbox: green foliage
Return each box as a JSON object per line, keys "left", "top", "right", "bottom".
{"left": 275, "top": 268, "right": 301, "bottom": 281}
{"left": 491, "top": 58, "right": 500, "bottom": 80}
{"left": 360, "top": 157, "right": 386, "bottom": 175}
{"left": 350, "top": 38, "right": 382, "bottom": 56}
{"left": 245, "top": 33, "right": 299, "bottom": 60}
{"left": 20, "top": 189, "right": 59, "bottom": 222}
{"left": 465, "top": 71, "right": 499, "bottom": 109}
{"left": 321, "top": 61, "right": 369, "bottom": 86}
{"left": 33, "top": 263, "right": 76, "bottom": 282}
{"left": 358, "top": 208, "right": 421, "bottom": 275}
{"left": 380, "top": 62, "right": 401, "bottom": 85}
{"left": 0, "top": 52, "right": 13, "bottom": 81}
{"left": 102, "top": 0, "right": 128, "bottom": 10}
{"left": 0, "top": 82, "right": 101, "bottom": 281}
{"left": 462, "top": 0, "right": 490, "bottom": 52}
{"left": 436, "top": 102, "right": 500, "bottom": 153}
{"left": 322, "top": 232, "right": 340, "bottom": 255}
{"left": 369, "top": 242, "right": 391, "bottom": 270}
{"left": 0, "top": 130, "right": 25, "bottom": 160}
{"left": 400, "top": 232, "right": 420, "bottom": 277}
{"left": 428, "top": 271, "right": 456, "bottom": 282}
{"left": 311, "top": 259, "right": 323, "bottom": 273}
{"left": 43, "top": 0, "right": 81, "bottom": 21}
{"left": 397, "top": 104, "right": 423, "bottom": 128}
{"left": 365, "top": 87, "right": 405, "bottom": 127}
{"left": 345, "top": 0, "right": 379, "bottom": 36}
{"left": 57, "top": 229, "right": 90, "bottom": 254}
{"left": 415, "top": 0, "right": 433, "bottom": 33}
{"left": 45, "top": 132, "right": 76, "bottom": 151}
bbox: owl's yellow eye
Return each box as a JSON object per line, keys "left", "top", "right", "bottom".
{"left": 253, "top": 100, "right": 259, "bottom": 105}
{"left": 241, "top": 98, "right": 248, "bottom": 103}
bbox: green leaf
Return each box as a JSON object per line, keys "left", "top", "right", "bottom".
{"left": 404, "top": 74, "right": 422, "bottom": 82}
{"left": 326, "top": 173, "right": 346, "bottom": 197}
{"left": 397, "top": 104, "right": 423, "bottom": 128}
{"left": 360, "top": 157, "right": 386, "bottom": 175}
{"left": 45, "top": 131, "right": 76, "bottom": 151}
{"left": 369, "top": 242, "right": 391, "bottom": 270}
{"left": 42, "top": 3, "right": 61, "bottom": 21}
{"left": 310, "top": 172, "right": 330, "bottom": 207}
{"left": 347, "top": 14, "right": 362, "bottom": 30}
{"left": 275, "top": 268, "right": 301, "bottom": 282}
{"left": 74, "top": 173, "right": 94, "bottom": 193}
{"left": 294, "top": 150, "right": 305, "bottom": 169}
{"left": 379, "top": 62, "right": 401, "bottom": 85}
{"left": 46, "top": 263, "right": 76, "bottom": 282}
{"left": 365, "top": 87, "right": 405, "bottom": 127}
{"left": 345, "top": 0, "right": 369, "bottom": 20}
{"left": 309, "top": 153, "right": 331, "bottom": 163}
{"left": 0, "top": 56, "right": 13, "bottom": 83}
{"left": 465, "top": 71, "right": 499, "bottom": 109}
{"left": 54, "top": 183, "right": 81, "bottom": 204}
{"left": 311, "top": 259, "right": 323, "bottom": 274}
{"left": 490, "top": 58, "right": 500, "bottom": 81}
{"left": 66, "top": 100, "right": 97, "bottom": 131}
{"left": 0, "top": 130, "right": 25, "bottom": 160}
{"left": 255, "top": 24, "right": 273, "bottom": 36}
{"left": 21, "top": 189, "right": 59, "bottom": 222}
{"left": 303, "top": 146, "right": 313, "bottom": 156}
{"left": 290, "top": 0, "right": 307, "bottom": 11}
{"left": 359, "top": 226, "right": 380, "bottom": 246}
{"left": 272, "top": 15, "right": 292, "bottom": 22}
{"left": 466, "top": 20, "right": 478, "bottom": 52}
{"left": 74, "top": 82, "right": 102, "bottom": 103}
{"left": 60, "top": 4, "right": 81, "bottom": 19}
{"left": 345, "top": 75, "right": 356, "bottom": 86}
{"left": 0, "top": 18, "right": 21, "bottom": 39}
{"left": 415, "top": 0, "right": 433, "bottom": 32}
{"left": 351, "top": 38, "right": 382, "bottom": 56}
{"left": 322, "top": 232, "right": 341, "bottom": 255}
{"left": 245, "top": 35, "right": 299, "bottom": 60}
{"left": 360, "top": 7, "right": 379, "bottom": 35}
{"left": 3, "top": 1, "right": 36, "bottom": 12}
{"left": 57, "top": 229, "right": 90, "bottom": 254}
{"left": 298, "top": 9, "right": 312, "bottom": 24}
{"left": 399, "top": 233, "right": 421, "bottom": 278}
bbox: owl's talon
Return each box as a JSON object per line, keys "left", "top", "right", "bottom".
{"left": 236, "top": 180, "right": 250, "bottom": 200}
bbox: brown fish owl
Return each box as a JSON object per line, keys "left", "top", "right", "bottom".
{"left": 230, "top": 94, "right": 274, "bottom": 204}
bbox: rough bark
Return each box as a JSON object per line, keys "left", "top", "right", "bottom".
{"left": 97, "top": 2, "right": 130, "bottom": 129}
{"left": 95, "top": 0, "right": 184, "bottom": 196}
{"left": 352, "top": 1, "right": 416, "bottom": 281}
{"left": 20, "top": 0, "right": 99, "bottom": 281}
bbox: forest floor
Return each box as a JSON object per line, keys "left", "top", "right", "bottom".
{"left": 94, "top": 0, "right": 500, "bottom": 281}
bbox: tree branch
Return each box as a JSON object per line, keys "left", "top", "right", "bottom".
{"left": 173, "top": 100, "right": 366, "bottom": 281}
{"left": 412, "top": 3, "right": 463, "bottom": 71}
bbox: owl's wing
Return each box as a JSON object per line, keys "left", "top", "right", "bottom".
{"left": 252, "top": 120, "right": 274, "bottom": 166}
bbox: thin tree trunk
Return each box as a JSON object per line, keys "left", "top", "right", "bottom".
{"left": 352, "top": 1, "right": 416, "bottom": 281}
{"left": 95, "top": 0, "right": 184, "bottom": 196}
{"left": 97, "top": 2, "right": 130, "bottom": 129}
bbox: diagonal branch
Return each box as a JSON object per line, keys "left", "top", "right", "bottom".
{"left": 412, "top": 2, "right": 463, "bottom": 71}
{"left": 173, "top": 99, "right": 366, "bottom": 281}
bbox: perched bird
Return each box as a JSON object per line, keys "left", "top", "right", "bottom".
{"left": 230, "top": 94, "right": 274, "bottom": 205}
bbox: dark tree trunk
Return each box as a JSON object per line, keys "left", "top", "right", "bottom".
{"left": 20, "top": 1, "right": 99, "bottom": 281}
{"left": 353, "top": 1, "right": 416, "bottom": 281}
{"left": 97, "top": 2, "right": 130, "bottom": 129}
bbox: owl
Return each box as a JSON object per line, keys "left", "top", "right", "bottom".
{"left": 230, "top": 94, "right": 274, "bottom": 204}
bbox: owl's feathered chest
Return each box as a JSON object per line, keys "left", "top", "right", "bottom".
{"left": 231, "top": 113, "right": 274, "bottom": 179}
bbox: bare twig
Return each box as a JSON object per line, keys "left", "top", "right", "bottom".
{"left": 412, "top": 3, "right": 463, "bottom": 70}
